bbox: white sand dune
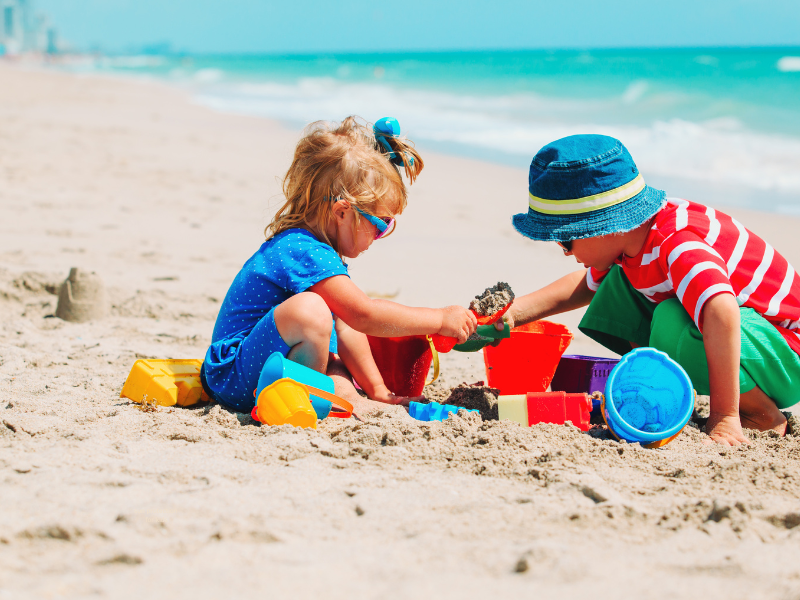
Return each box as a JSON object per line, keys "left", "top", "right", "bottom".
{"left": 2, "top": 65, "right": 800, "bottom": 599}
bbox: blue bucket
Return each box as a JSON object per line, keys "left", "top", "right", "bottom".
{"left": 602, "top": 348, "right": 694, "bottom": 448}
{"left": 257, "top": 352, "right": 335, "bottom": 419}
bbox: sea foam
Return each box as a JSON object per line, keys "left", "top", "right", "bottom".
{"left": 193, "top": 77, "right": 800, "bottom": 197}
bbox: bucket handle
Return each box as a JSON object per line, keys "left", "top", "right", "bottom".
{"left": 425, "top": 335, "right": 440, "bottom": 387}
{"left": 300, "top": 383, "right": 354, "bottom": 419}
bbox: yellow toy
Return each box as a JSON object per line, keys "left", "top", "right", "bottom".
{"left": 252, "top": 378, "right": 318, "bottom": 429}
{"left": 120, "top": 359, "right": 210, "bottom": 407}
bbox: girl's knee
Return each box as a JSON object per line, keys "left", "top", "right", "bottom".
{"left": 276, "top": 292, "right": 333, "bottom": 340}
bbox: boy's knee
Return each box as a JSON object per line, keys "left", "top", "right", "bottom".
{"left": 649, "top": 299, "right": 697, "bottom": 357}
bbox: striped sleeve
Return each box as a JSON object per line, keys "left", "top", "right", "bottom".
{"left": 586, "top": 267, "right": 609, "bottom": 292}
{"left": 658, "top": 231, "right": 735, "bottom": 331}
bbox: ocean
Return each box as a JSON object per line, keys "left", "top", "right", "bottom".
{"left": 74, "top": 48, "right": 800, "bottom": 213}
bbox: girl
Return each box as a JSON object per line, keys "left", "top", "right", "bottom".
{"left": 201, "top": 116, "right": 477, "bottom": 412}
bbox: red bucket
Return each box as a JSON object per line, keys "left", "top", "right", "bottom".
{"left": 367, "top": 335, "right": 437, "bottom": 397}
{"left": 483, "top": 320, "right": 573, "bottom": 395}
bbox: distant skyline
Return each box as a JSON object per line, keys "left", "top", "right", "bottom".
{"left": 37, "top": 0, "right": 800, "bottom": 54}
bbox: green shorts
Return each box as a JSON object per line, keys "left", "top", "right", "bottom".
{"left": 579, "top": 266, "right": 800, "bottom": 409}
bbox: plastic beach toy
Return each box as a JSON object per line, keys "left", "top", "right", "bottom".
{"left": 602, "top": 348, "right": 694, "bottom": 448}
{"left": 368, "top": 335, "right": 442, "bottom": 397}
{"left": 253, "top": 378, "right": 318, "bottom": 429}
{"left": 255, "top": 352, "right": 352, "bottom": 421}
{"left": 121, "top": 359, "right": 210, "bottom": 407}
{"left": 498, "top": 392, "right": 592, "bottom": 431}
{"left": 452, "top": 322, "right": 511, "bottom": 353}
{"left": 483, "top": 321, "right": 573, "bottom": 395}
{"left": 408, "top": 401, "right": 479, "bottom": 422}
{"left": 550, "top": 355, "right": 620, "bottom": 415}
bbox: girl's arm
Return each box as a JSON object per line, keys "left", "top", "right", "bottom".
{"left": 502, "top": 269, "right": 594, "bottom": 329}
{"left": 310, "top": 275, "right": 476, "bottom": 342}
{"left": 334, "top": 319, "right": 423, "bottom": 404}
{"left": 701, "top": 293, "right": 748, "bottom": 446}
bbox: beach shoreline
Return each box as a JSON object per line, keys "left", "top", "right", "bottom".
{"left": 2, "top": 63, "right": 800, "bottom": 599}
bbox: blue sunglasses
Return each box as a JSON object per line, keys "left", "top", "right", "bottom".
{"left": 327, "top": 196, "right": 395, "bottom": 240}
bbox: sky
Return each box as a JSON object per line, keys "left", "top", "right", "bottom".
{"left": 37, "top": 0, "right": 800, "bottom": 54}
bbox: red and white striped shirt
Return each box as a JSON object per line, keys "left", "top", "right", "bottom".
{"left": 589, "top": 198, "right": 800, "bottom": 356}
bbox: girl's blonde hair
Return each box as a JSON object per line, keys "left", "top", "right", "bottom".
{"left": 266, "top": 116, "right": 424, "bottom": 249}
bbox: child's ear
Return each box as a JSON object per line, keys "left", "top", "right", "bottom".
{"left": 331, "top": 199, "right": 349, "bottom": 222}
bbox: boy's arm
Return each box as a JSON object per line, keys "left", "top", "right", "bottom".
{"left": 504, "top": 269, "right": 594, "bottom": 329}
{"left": 702, "top": 293, "right": 749, "bottom": 446}
{"left": 334, "top": 318, "right": 423, "bottom": 405}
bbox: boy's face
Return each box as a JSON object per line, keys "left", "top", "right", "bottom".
{"left": 563, "top": 235, "right": 626, "bottom": 271}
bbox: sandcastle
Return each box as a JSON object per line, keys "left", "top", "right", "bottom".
{"left": 55, "top": 268, "right": 108, "bottom": 322}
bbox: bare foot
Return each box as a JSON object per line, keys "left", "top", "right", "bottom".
{"left": 739, "top": 386, "right": 787, "bottom": 435}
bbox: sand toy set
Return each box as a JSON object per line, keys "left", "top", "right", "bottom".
{"left": 120, "top": 280, "right": 695, "bottom": 445}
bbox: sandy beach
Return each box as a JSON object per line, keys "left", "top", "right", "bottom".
{"left": 2, "top": 64, "right": 800, "bottom": 599}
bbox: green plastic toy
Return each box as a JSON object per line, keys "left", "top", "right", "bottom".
{"left": 453, "top": 323, "right": 511, "bottom": 352}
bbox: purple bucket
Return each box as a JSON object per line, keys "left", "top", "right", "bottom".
{"left": 550, "top": 355, "right": 620, "bottom": 414}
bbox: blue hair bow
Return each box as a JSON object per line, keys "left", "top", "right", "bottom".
{"left": 374, "top": 117, "right": 414, "bottom": 167}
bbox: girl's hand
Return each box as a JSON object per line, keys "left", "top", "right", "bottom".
{"left": 439, "top": 306, "right": 477, "bottom": 343}
{"left": 370, "top": 384, "right": 424, "bottom": 407}
{"left": 705, "top": 413, "right": 749, "bottom": 446}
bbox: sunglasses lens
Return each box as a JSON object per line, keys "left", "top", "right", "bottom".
{"left": 375, "top": 218, "right": 395, "bottom": 239}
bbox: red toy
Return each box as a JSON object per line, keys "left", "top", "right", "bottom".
{"left": 498, "top": 391, "right": 592, "bottom": 431}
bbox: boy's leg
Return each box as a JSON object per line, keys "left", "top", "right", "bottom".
{"left": 578, "top": 265, "right": 657, "bottom": 356}
{"left": 650, "top": 301, "right": 800, "bottom": 429}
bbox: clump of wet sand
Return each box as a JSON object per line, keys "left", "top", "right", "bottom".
{"left": 469, "top": 282, "right": 514, "bottom": 316}
{"left": 443, "top": 382, "right": 500, "bottom": 420}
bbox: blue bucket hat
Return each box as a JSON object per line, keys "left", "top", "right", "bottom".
{"left": 512, "top": 134, "right": 666, "bottom": 242}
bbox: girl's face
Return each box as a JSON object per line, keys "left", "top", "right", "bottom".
{"left": 329, "top": 199, "right": 396, "bottom": 259}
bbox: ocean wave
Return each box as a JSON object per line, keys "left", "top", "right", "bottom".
{"left": 777, "top": 57, "right": 800, "bottom": 73}
{"left": 193, "top": 78, "right": 800, "bottom": 196}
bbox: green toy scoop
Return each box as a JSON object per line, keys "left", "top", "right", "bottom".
{"left": 453, "top": 322, "right": 511, "bottom": 352}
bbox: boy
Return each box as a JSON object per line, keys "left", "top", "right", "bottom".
{"left": 503, "top": 134, "right": 800, "bottom": 445}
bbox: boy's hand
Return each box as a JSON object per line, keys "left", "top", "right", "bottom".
{"left": 705, "top": 413, "right": 749, "bottom": 446}
{"left": 495, "top": 312, "right": 515, "bottom": 331}
{"left": 439, "top": 306, "right": 477, "bottom": 343}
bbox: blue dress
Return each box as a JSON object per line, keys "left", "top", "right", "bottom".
{"left": 202, "top": 228, "right": 349, "bottom": 411}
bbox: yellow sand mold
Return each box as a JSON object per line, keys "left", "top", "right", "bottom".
{"left": 121, "top": 359, "right": 210, "bottom": 407}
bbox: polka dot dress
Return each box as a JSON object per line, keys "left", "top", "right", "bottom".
{"left": 202, "top": 228, "right": 349, "bottom": 411}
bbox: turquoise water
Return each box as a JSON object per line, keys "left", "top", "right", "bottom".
{"left": 77, "top": 48, "right": 800, "bottom": 209}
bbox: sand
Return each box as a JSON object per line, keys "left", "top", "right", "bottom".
{"left": 469, "top": 282, "right": 515, "bottom": 317}
{"left": 2, "top": 64, "right": 800, "bottom": 599}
